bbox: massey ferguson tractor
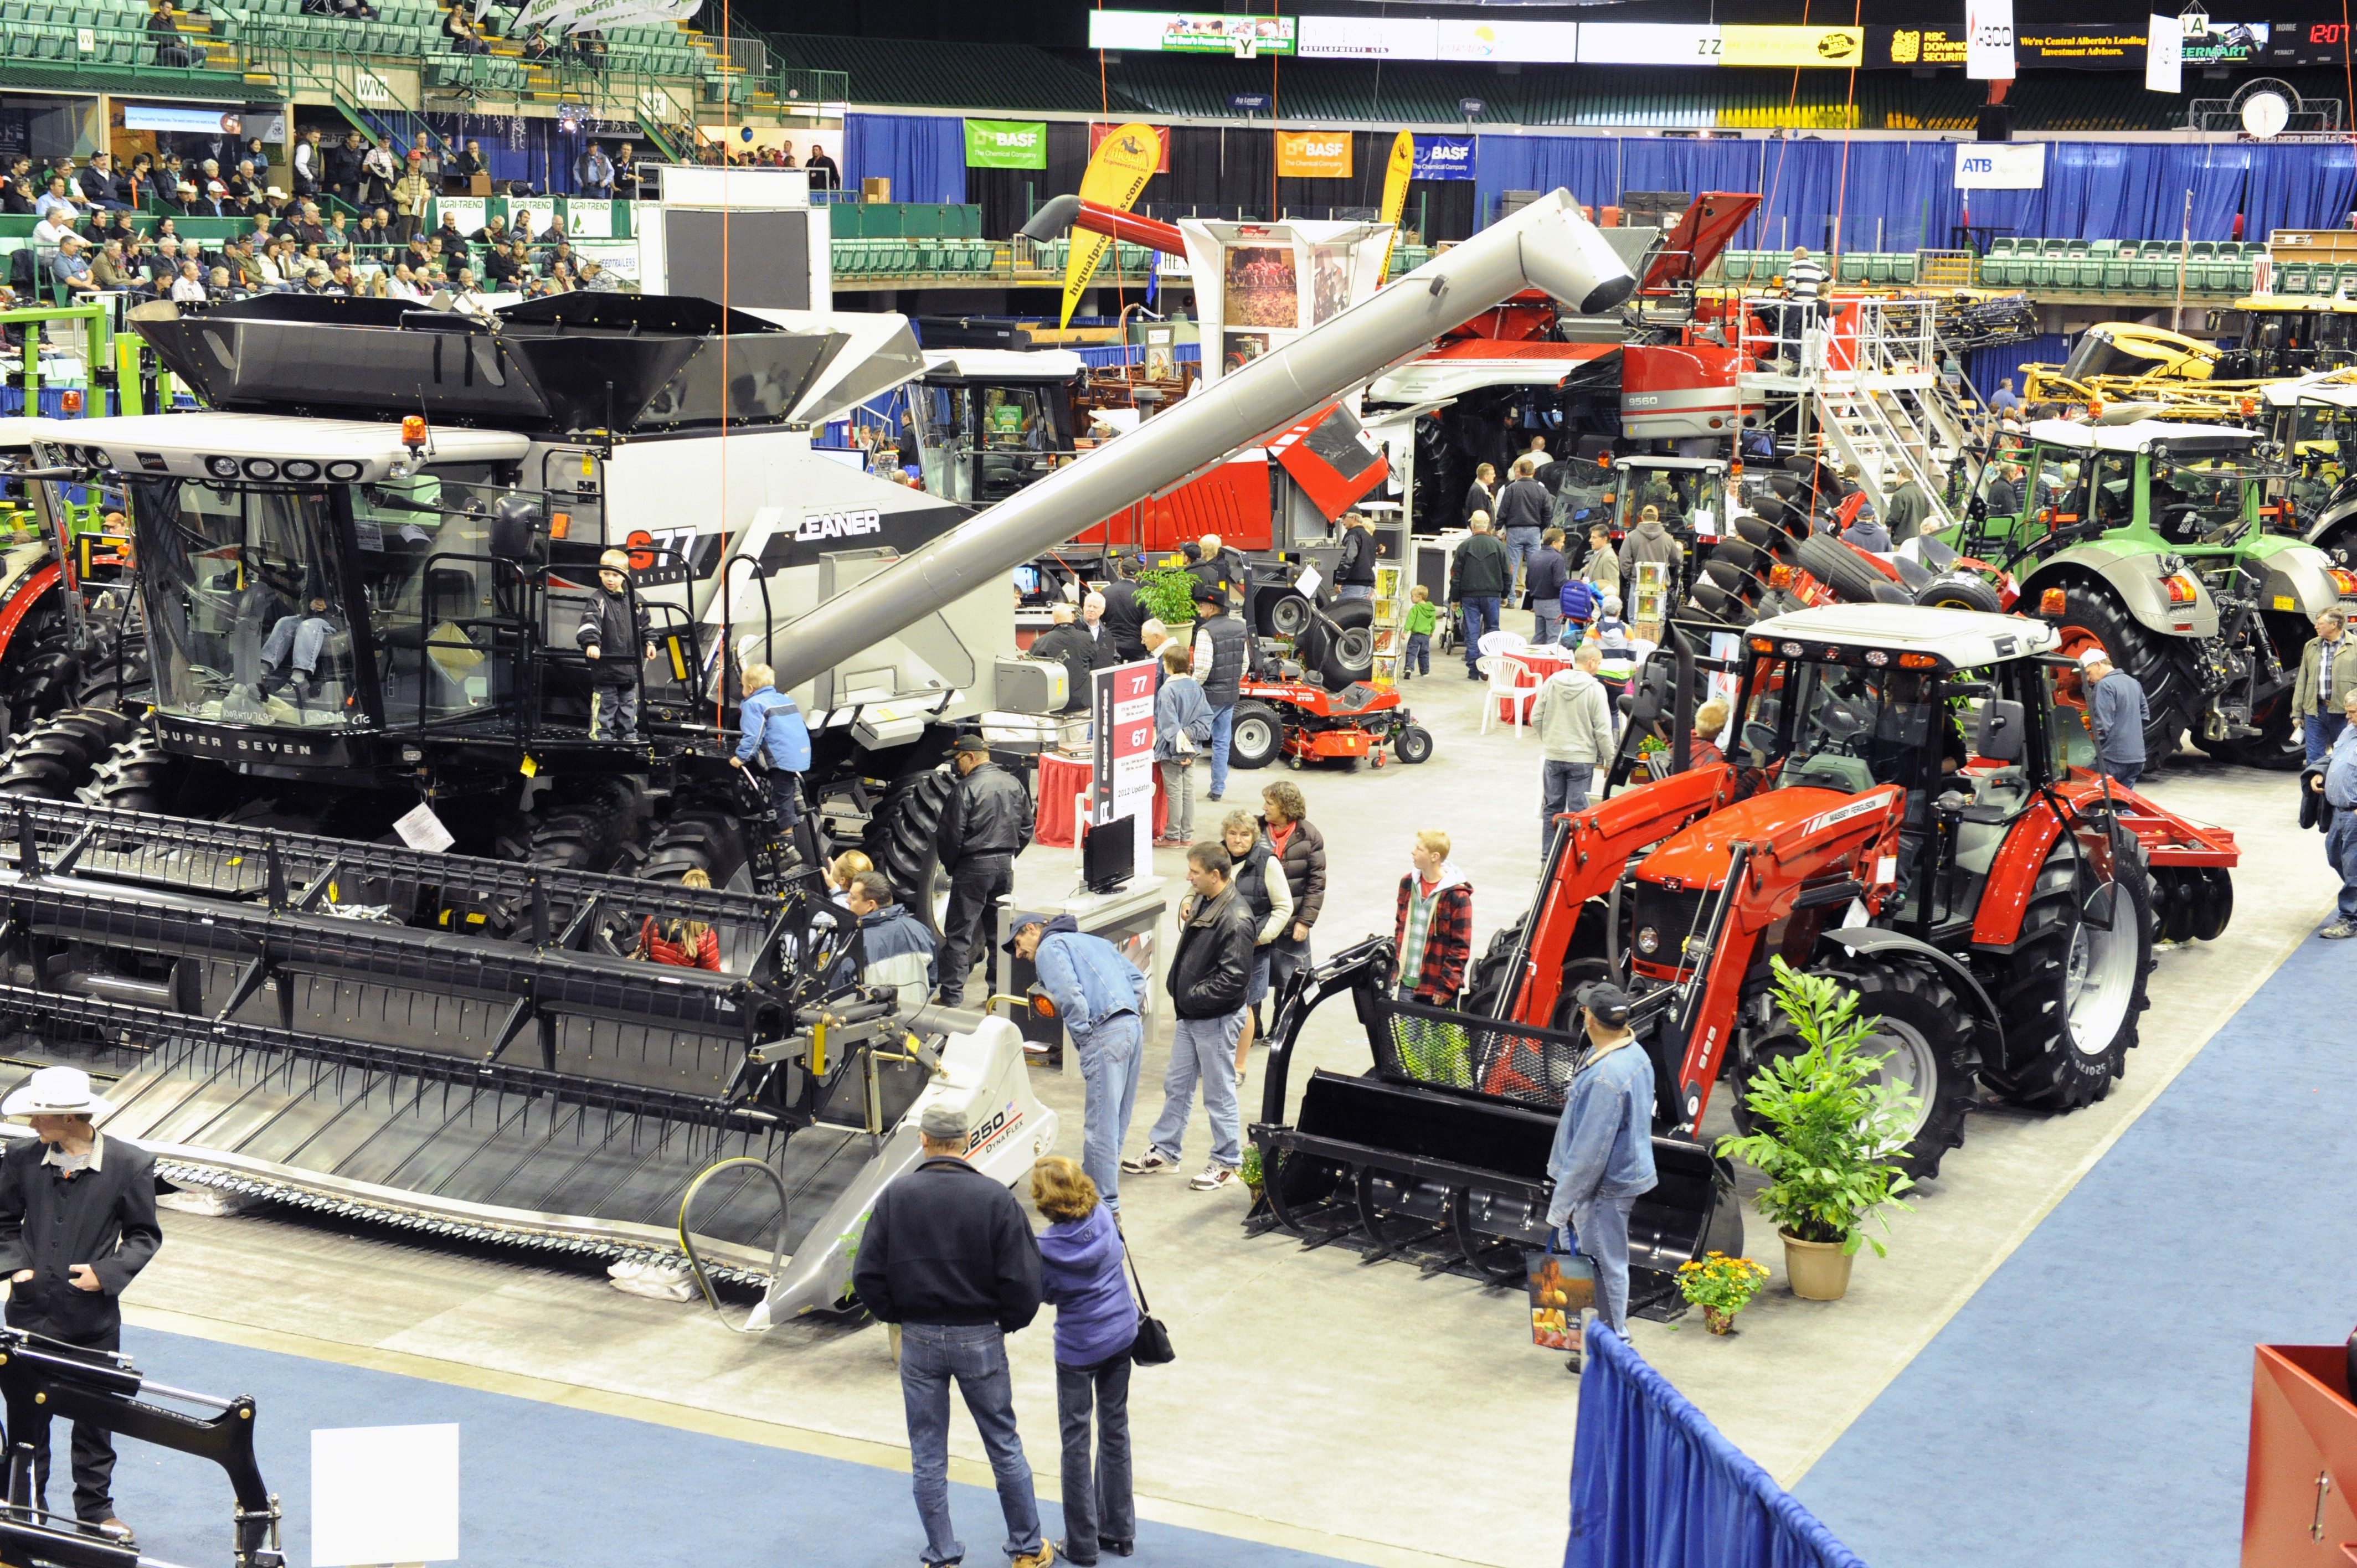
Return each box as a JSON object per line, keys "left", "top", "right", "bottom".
{"left": 1250, "top": 604, "right": 2237, "bottom": 1298}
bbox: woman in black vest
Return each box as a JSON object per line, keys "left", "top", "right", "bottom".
{"left": 1219, "top": 811, "right": 1293, "bottom": 1085}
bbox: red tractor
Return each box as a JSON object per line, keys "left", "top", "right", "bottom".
{"left": 1249, "top": 604, "right": 2236, "bottom": 1291}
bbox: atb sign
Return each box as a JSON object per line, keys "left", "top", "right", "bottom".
{"left": 1954, "top": 141, "right": 2045, "bottom": 190}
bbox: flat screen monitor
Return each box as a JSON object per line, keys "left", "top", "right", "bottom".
{"left": 1081, "top": 813, "right": 1135, "bottom": 894}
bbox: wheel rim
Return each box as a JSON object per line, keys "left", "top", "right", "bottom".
{"left": 1333, "top": 628, "right": 1373, "bottom": 673}
{"left": 1234, "top": 715, "right": 1277, "bottom": 759}
{"left": 1863, "top": 1018, "right": 1939, "bottom": 1147}
{"left": 2063, "top": 907, "right": 2137, "bottom": 1054}
{"left": 1268, "top": 595, "right": 1311, "bottom": 637}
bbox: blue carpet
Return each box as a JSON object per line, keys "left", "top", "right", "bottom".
{"left": 1793, "top": 934, "right": 2357, "bottom": 1568}
{"left": 85, "top": 1329, "right": 1362, "bottom": 1568}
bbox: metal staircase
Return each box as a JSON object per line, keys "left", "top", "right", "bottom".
{"left": 1802, "top": 298, "right": 1972, "bottom": 529}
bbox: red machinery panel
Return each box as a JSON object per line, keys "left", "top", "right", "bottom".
{"left": 2245, "top": 1344, "right": 2357, "bottom": 1566}
{"left": 1639, "top": 192, "right": 1766, "bottom": 295}
{"left": 1265, "top": 403, "right": 1391, "bottom": 521}
{"left": 1620, "top": 342, "right": 1752, "bottom": 441}
{"left": 1072, "top": 452, "right": 1274, "bottom": 555}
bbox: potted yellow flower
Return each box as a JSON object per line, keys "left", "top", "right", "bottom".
{"left": 1676, "top": 1252, "right": 1769, "bottom": 1334}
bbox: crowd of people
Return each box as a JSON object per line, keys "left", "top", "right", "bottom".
{"left": 688, "top": 137, "right": 841, "bottom": 187}
{"left": 6, "top": 145, "right": 629, "bottom": 305}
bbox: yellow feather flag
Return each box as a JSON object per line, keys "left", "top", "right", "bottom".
{"left": 1060, "top": 123, "right": 1164, "bottom": 329}
{"left": 1377, "top": 129, "right": 1415, "bottom": 285}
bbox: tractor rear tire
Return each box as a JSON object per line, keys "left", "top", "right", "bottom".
{"left": 1794, "top": 534, "right": 1891, "bottom": 604}
{"left": 1981, "top": 822, "right": 2154, "bottom": 1111}
{"left": 2044, "top": 583, "right": 2197, "bottom": 767}
{"left": 1914, "top": 575, "right": 2003, "bottom": 614}
{"left": 1818, "top": 959, "right": 1977, "bottom": 1182}
{"left": 863, "top": 766, "right": 956, "bottom": 935}
{"left": 0, "top": 707, "right": 135, "bottom": 798}
{"left": 1227, "top": 700, "right": 1283, "bottom": 770}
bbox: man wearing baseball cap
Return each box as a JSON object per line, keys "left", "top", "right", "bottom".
{"left": 0, "top": 1066, "right": 161, "bottom": 1543}
{"left": 2078, "top": 645, "right": 2149, "bottom": 786}
{"left": 935, "top": 735, "right": 1033, "bottom": 1006}
{"left": 1546, "top": 982, "right": 1658, "bottom": 1371}
{"left": 853, "top": 1101, "right": 1051, "bottom": 1568}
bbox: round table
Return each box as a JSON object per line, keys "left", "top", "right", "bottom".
{"left": 1033, "top": 751, "right": 1170, "bottom": 848}
{"left": 1496, "top": 644, "right": 1578, "bottom": 722}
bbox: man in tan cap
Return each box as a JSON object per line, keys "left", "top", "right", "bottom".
{"left": 0, "top": 1066, "right": 160, "bottom": 1544}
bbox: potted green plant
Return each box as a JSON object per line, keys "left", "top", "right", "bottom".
{"left": 1675, "top": 1252, "right": 1769, "bottom": 1334}
{"left": 1714, "top": 958, "right": 1919, "bottom": 1302}
{"left": 1136, "top": 568, "right": 1201, "bottom": 637}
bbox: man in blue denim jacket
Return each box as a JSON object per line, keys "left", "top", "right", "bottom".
{"left": 1011, "top": 914, "right": 1148, "bottom": 1210}
{"left": 1546, "top": 981, "right": 1659, "bottom": 1366}
{"left": 729, "top": 661, "right": 811, "bottom": 835}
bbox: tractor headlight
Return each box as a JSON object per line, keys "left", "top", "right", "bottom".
{"left": 1636, "top": 926, "right": 1661, "bottom": 956}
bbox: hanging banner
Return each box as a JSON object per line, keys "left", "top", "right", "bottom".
{"left": 1088, "top": 121, "right": 1169, "bottom": 173}
{"left": 964, "top": 120, "right": 1047, "bottom": 170}
{"left": 1409, "top": 133, "right": 1475, "bottom": 181}
{"left": 1954, "top": 141, "right": 2045, "bottom": 189}
{"left": 1061, "top": 121, "right": 1162, "bottom": 328}
{"left": 1718, "top": 25, "right": 1862, "bottom": 67}
{"left": 2145, "top": 13, "right": 2184, "bottom": 91}
{"left": 1967, "top": 0, "right": 2016, "bottom": 78}
{"left": 1277, "top": 130, "right": 1352, "bottom": 179}
{"left": 1377, "top": 129, "right": 1413, "bottom": 284}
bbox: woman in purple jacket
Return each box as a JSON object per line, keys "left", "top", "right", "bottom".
{"left": 1031, "top": 1157, "right": 1138, "bottom": 1563}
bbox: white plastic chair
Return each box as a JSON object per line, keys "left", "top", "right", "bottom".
{"left": 1477, "top": 628, "right": 1529, "bottom": 661}
{"left": 1480, "top": 654, "right": 1537, "bottom": 735}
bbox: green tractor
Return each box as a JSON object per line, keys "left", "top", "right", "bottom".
{"left": 1954, "top": 417, "right": 2357, "bottom": 769}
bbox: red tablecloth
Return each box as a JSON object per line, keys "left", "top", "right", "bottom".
{"left": 1033, "top": 751, "right": 1169, "bottom": 848}
{"left": 1493, "top": 646, "right": 1574, "bottom": 723}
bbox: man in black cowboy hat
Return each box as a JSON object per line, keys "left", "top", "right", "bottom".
{"left": 1545, "top": 982, "right": 1658, "bottom": 1371}
{"left": 934, "top": 736, "right": 1033, "bottom": 1007}
{"left": 0, "top": 1066, "right": 161, "bottom": 1544}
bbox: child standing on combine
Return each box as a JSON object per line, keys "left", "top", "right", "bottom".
{"left": 1402, "top": 585, "right": 1436, "bottom": 679}
{"left": 579, "top": 548, "right": 656, "bottom": 743}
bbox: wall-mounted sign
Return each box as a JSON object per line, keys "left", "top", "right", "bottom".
{"left": 1954, "top": 141, "right": 2046, "bottom": 189}
{"left": 1411, "top": 135, "right": 1475, "bottom": 182}
{"left": 2015, "top": 27, "right": 2148, "bottom": 67}
{"left": 1874, "top": 27, "right": 1970, "bottom": 66}
{"left": 964, "top": 120, "right": 1047, "bottom": 170}
{"left": 1089, "top": 121, "right": 1169, "bottom": 174}
{"left": 1227, "top": 93, "right": 1270, "bottom": 113}
{"left": 1435, "top": 19, "right": 1580, "bottom": 61}
{"left": 1718, "top": 25, "right": 1864, "bottom": 67}
{"left": 1087, "top": 10, "right": 1296, "bottom": 55}
{"left": 1277, "top": 130, "right": 1352, "bottom": 179}
{"left": 1298, "top": 15, "right": 1437, "bottom": 59}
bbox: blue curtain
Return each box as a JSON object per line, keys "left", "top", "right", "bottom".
{"left": 1469, "top": 135, "right": 2357, "bottom": 250}
{"left": 843, "top": 113, "right": 963, "bottom": 205}
{"left": 1967, "top": 333, "right": 2072, "bottom": 403}
{"left": 1567, "top": 1324, "right": 1868, "bottom": 1568}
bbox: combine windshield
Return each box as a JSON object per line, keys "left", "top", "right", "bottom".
{"left": 907, "top": 380, "right": 1074, "bottom": 504}
{"left": 1614, "top": 465, "right": 1724, "bottom": 533}
{"left": 129, "top": 466, "right": 518, "bottom": 731}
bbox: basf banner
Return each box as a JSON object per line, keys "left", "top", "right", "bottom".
{"left": 1411, "top": 135, "right": 1474, "bottom": 181}
{"left": 964, "top": 120, "right": 1047, "bottom": 169}
{"left": 1277, "top": 131, "right": 1352, "bottom": 179}
{"left": 1954, "top": 141, "right": 2046, "bottom": 189}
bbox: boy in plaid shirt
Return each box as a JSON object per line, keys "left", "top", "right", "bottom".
{"left": 1392, "top": 828, "right": 1473, "bottom": 1005}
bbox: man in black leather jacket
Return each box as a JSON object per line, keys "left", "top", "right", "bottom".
{"left": 935, "top": 736, "right": 1034, "bottom": 1005}
{"left": 1124, "top": 842, "right": 1256, "bottom": 1192}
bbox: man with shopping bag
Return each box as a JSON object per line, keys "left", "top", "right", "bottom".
{"left": 1546, "top": 982, "right": 1658, "bottom": 1372}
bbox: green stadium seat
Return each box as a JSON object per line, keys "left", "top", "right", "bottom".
{"left": 1838, "top": 252, "right": 1867, "bottom": 283}
{"left": 2282, "top": 261, "right": 2313, "bottom": 294}
{"left": 1890, "top": 252, "right": 1918, "bottom": 284}
{"left": 1865, "top": 252, "right": 1892, "bottom": 284}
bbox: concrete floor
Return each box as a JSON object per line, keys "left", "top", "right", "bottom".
{"left": 118, "top": 620, "right": 2335, "bottom": 1568}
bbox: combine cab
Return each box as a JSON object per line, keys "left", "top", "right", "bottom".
{"left": 1255, "top": 606, "right": 2237, "bottom": 1290}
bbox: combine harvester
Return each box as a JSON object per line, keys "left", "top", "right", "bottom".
{"left": 1253, "top": 605, "right": 2237, "bottom": 1296}
{"left": 0, "top": 193, "right": 1640, "bottom": 1314}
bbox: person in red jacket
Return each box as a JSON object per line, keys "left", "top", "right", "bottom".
{"left": 1392, "top": 828, "right": 1473, "bottom": 1007}
{"left": 639, "top": 867, "right": 722, "bottom": 970}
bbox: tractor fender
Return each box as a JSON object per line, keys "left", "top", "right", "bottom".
{"left": 2018, "top": 544, "right": 2217, "bottom": 639}
{"left": 1816, "top": 926, "right": 2001, "bottom": 1044}
{"left": 2242, "top": 538, "right": 2348, "bottom": 618}
{"left": 2304, "top": 496, "right": 2357, "bottom": 563}
{"left": 0, "top": 560, "right": 61, "bottom": 663}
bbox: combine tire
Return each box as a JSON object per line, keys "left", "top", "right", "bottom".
{"left": 1227, "top": 700, "right": 1283, "bottom": 769}
{"left": 1915, "top": 575, "right": 2004, "bottom": 614}
{"left": 80, "top": 732, "right": 179, "bottom": 814}
{"left": 2042, "top": 584, "right": 2197, "bottom": 766}
{"left": 862, "top": 766, "right": 956, "bottom": 933}
{"left": 1982, "top": 823, "right": 2154, "bottom": 1111}
{"left": 1820, "top": 960, "right": 1976, "bottom": 1181}
{"left": 0, "top": 592, "right": 75, "bottom": 734}
{"left": 1793, "top": 534, "right": 1892, "bottom": 604}
{"left": 641, "top": 809, "right": 752, "bottom": 891}
{"left": 527, "top": 782, "right": 646, "bottom": 875}
{"left": 0, "top": 708, "right": 135, "bottom": 798}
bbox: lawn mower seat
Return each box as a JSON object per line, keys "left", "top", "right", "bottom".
{"left": 1327, "top": 682, "right": 1387, "bottom": 715}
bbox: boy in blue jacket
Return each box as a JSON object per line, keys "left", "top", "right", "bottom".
{"left": 730, "top": 661, "right": 811, "bottom": 835}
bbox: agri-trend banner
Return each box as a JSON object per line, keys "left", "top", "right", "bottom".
{"left": 503, "top": 0, "right": 693, "bottom": 34}
{"left": 1411, "top": 135, "right": 1475, "bottom": 181}
{"left": 965, "top": 120, "right": 1048, "bottom": 170}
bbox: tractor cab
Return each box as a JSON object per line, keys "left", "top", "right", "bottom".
{"left": 1611, "top": 455, "right": 1728, "bottom": 538}
{"left": 904, "top": 350, "right": 1087, "bottom": 506}
{"left": 2257, "top": 378, "right": 2357, "bottom": 529}
{"left": 1974, "top": 419, "right": 2290, "bottom": 550}
{"left": 2212, "top": 297, "right": 2357, "bottom": 380}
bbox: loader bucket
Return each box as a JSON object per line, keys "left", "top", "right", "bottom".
{"left": 1251, "top": 941, "right": 1740, "bottom": 1299}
